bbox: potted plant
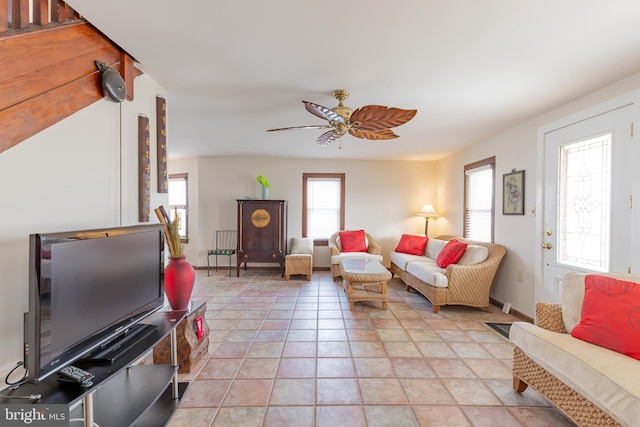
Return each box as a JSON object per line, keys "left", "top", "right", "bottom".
{"left": 257, "top": 175, "right": 270, "bottom": 199}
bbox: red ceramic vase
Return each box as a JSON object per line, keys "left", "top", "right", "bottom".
{"left": 164, "top": 256, "right": 195, "bottom": 310}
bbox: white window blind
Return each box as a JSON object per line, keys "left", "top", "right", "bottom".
{"left": 465, "top": 163, "right": 493, "bottom": 242}
{"left": 168, "top": 175, "right": 188, "bottom": 239}
{"left": 306, "top": 177, "right": 341, "bottom": 239}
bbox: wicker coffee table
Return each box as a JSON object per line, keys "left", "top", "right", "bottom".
{"left": 340, "top": 259, "right": 392, "bottom": 309}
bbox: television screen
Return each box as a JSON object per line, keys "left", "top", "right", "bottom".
{"left": 26, "top": 224, "right": 165, "bottom": 383}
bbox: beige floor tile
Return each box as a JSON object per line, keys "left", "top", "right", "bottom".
{"left": 364, "top": 406, "right": 419, "bottom": 427}
{"left": 276, "top": 357, "right": 316, "bottom": 378}
{"left": 268, "top": 378, "right": 315, "bottom": 405}
{"left": 353, "top": 357, "right": 396, "bottom": 377}
{"left": 212, "top": 407, "right": 265, "bottom": 427}
{"left": 264, "top": 406, "right": 314, "bottom": 427}
{"left": 236, "top": 358, "right": 279, "bottom": 379}
{"left": 442, "top": 378, "right": 503, "bottom": 406}
{"left": 221, "top": 379, "right": 273, "bottom": 406}
{"left": 316, "top": 406, "right": 367, "bottom": 427}
{"left": 317, "top": 357, "right": 356, "bottom": 377}
{"left": 197, "top": 358, "right": 242, "bottom": 380}
{"left": 316, "top": 378, "right": 362, "bottom": 404}
{"left": 400, "top": 378, "right": 456, "bottom": 405}
{"left": 167, "top": 408, "right": 217, "bottom": 427}
{"left": 359, "top": 378, "right": 409, "bottom": 405}
{"left": 412, "top": 405, "right": 471, "bottom": 427}
{"left": 317, "top": 340, "right": 352, "bottom": 357}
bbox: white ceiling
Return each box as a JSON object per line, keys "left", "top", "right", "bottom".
{"left": 66, "top": 0, "right": 640, "bottom": 161}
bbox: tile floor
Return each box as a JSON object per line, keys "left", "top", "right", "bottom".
{"left": 167, "top": 269, "right": 575, "bottom": 427}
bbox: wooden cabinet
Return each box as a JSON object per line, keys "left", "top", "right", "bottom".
{"left": 237, "top": 199, "right": 288, "bottom": 276}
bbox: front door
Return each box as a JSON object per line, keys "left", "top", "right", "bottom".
{"left": 540, "top": 104, "right": 634, "bottom": 303}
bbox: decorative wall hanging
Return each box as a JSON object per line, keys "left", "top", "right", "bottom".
{"left": 138, "top": 115, "right": 151, "bottom": 222}
{"left": 503, "top": 169, "right": 525, "bottom": 215}
{"left": 156, "top": 96, "right": 168, "bottom": 193}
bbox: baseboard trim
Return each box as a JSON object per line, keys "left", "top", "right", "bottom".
{"left": 489, "top": 297, "right": 533, "bottom": 323}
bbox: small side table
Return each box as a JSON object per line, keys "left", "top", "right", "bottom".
{"left": 340, "top": 259, "right": 392, "bottom": 309}
{"left": 153, "top": 300, "right": 209, "bottom": 373}
{"left": 285, "top": 254, "right": 313, "bottom": 280}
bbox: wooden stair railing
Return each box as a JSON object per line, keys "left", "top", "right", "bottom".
{"left": 1, "top": 0, "right": 142, "bottom": 154}
{"left": 1, "top": 0, "right": 81, "bottom": 33}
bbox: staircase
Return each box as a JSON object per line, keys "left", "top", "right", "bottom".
{"left": 1, "top": 0, "right": 141, "bottom": 154}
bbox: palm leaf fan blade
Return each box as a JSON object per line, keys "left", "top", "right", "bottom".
{"left": 348, "top": 128, "right": 398, "bottom": 140}
{"left": 316, "top": 130, "right": 340, "bottom": 145}
{"left": 303, "top": 101, "right": 345, "bottom": 123}
{"left": 350, "top": 105, "right": 417, "bottom": 131}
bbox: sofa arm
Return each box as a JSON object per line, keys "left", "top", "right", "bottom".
{"left": 535, "top": 302, "right": 566, "bottom": 333}
{"left": 368, "top": 242, "right": 382, "bottom": 255}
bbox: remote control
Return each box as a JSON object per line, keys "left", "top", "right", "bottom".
{"left": 58, "top": 365, "right": 94, "bottom": 387}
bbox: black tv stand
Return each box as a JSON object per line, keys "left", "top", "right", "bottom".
{"left": 0, "top": 307, "right": 189, "bottom": 427}
{"left": 85, "top": 323, "right": 158, "bottom": 363}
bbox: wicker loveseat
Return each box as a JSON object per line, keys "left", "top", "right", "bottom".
{"left": 510, "top": 272, "right": 640, "bottom": 427}
{"left": 389, "top": 235, "right": 506, "bottom": 313}
{"left": 329, "top": 230, "right": 383, "bottom": 281}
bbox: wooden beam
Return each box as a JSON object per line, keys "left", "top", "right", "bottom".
{"left": 0, "top": 72, "right": 103, "bottom": 154}
{"left": 0, "top": 46, "right": 119, "bottom": 111}
{"left": 0, "top": 23, "right": 118, "bottom": 82}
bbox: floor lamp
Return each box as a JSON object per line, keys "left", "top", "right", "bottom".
{"left": 416, "top": 204, "right": 438, "bottom": 236}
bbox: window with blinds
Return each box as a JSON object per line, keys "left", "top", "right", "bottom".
{"left": 464, "top": 157, "right": 495, "bottom": 242}
{"left": 302, "top": 173, "right": 345, "bottom": 240}
{"left": 168, "top": 173, "right": 189, "bottom": 241}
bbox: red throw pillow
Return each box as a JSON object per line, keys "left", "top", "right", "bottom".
{"left": 395, "top": 234, "right": 428, "bottom": 255}
{"left": 339, "top": 230, "right": 367, "bottom": 252}
{"left": 571, "top": 275, "right": 640, "bottom": 360}
{"left": 436, "top": 239, "right": 468, "bottom": 268}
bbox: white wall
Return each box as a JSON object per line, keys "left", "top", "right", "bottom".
{"left": 0, "top": 74, "right": 168, "bottom": 380}
{"left": 438, "top": 71, "right": 640, "bottom": 317}
{"left": 170, "top": 157, "right": 438, "bottom": 269}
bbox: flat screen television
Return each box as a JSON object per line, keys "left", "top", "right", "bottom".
{"left": 25, "top": 224, "right": 165, "bottom": 383}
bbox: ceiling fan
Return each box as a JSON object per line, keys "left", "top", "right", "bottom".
{"left": 267, "top": 90, "right": 417, "bottom": 146}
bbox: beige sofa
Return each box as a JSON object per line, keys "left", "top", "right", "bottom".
{"left": 389, "top": 235, "right": 506, "bottom": 313}
{"left": 510, "top": 272, "right": 640, "bottom": 427}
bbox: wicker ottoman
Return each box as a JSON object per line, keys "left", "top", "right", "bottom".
{"left": 340, "top": 259, "right": 392, "bottom": 309}
{"left": 285, "top": 254, "right": 313, "bottom": 280}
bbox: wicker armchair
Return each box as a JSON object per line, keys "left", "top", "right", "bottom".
{"left": 390, "top": 235, "right": 506, "bottom": 313}
{"left": 328, "top": 231, "right": 382, "bottom": 281}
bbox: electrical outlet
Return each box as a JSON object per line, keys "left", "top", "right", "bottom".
{"left": 502, "top": 303, "right": 512, "bottom": 314}
{"left": 517, "top": 270, "right": 524, "bottom": 282}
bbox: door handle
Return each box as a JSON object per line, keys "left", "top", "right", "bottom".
{"left": 541, "top": 242, "right": 552, "bottom": 250}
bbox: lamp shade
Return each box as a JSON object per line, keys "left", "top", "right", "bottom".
{"left": 417, "top": 204, "right": 438, "bottom": 218}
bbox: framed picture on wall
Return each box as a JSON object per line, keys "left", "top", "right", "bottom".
{"left": 503, "top": 169, "right": 525, "bottom": 215}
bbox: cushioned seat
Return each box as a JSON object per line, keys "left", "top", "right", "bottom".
{"left": 328, "top": 230, "right": 382, "bottom": 281}
{"left": 285, "top": 237, "right": 314, "bottom": 281}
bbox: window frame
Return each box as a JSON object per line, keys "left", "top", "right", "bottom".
{"left": 168, "top": 173, "right": 189, "bottom": 244}
{"left": 302, "top": 173, "right": 345, "bottom": 246}
{"left": 463, "top": 156, "right": 496, "bottom": 243}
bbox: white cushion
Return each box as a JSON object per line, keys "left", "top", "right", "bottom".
{"left": 290, "top": 237, "right": 314, "bottom": 255}
{"left": 425, "top": 238, "right": 447, "bottom": 259}
{"left": 457, "top": 244, "right": 488, "bottom": 265}
{"left": 331, "top": 252, "right": 382, "bottom": 265}
{"left": 406, "top": 261, "right": 448, "bottom": 288}
{"left": 389, "top": 251, "right": 433, "bottom": 270}
{"left": 510, "top": 322, "right": 640, "bottom": 426}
